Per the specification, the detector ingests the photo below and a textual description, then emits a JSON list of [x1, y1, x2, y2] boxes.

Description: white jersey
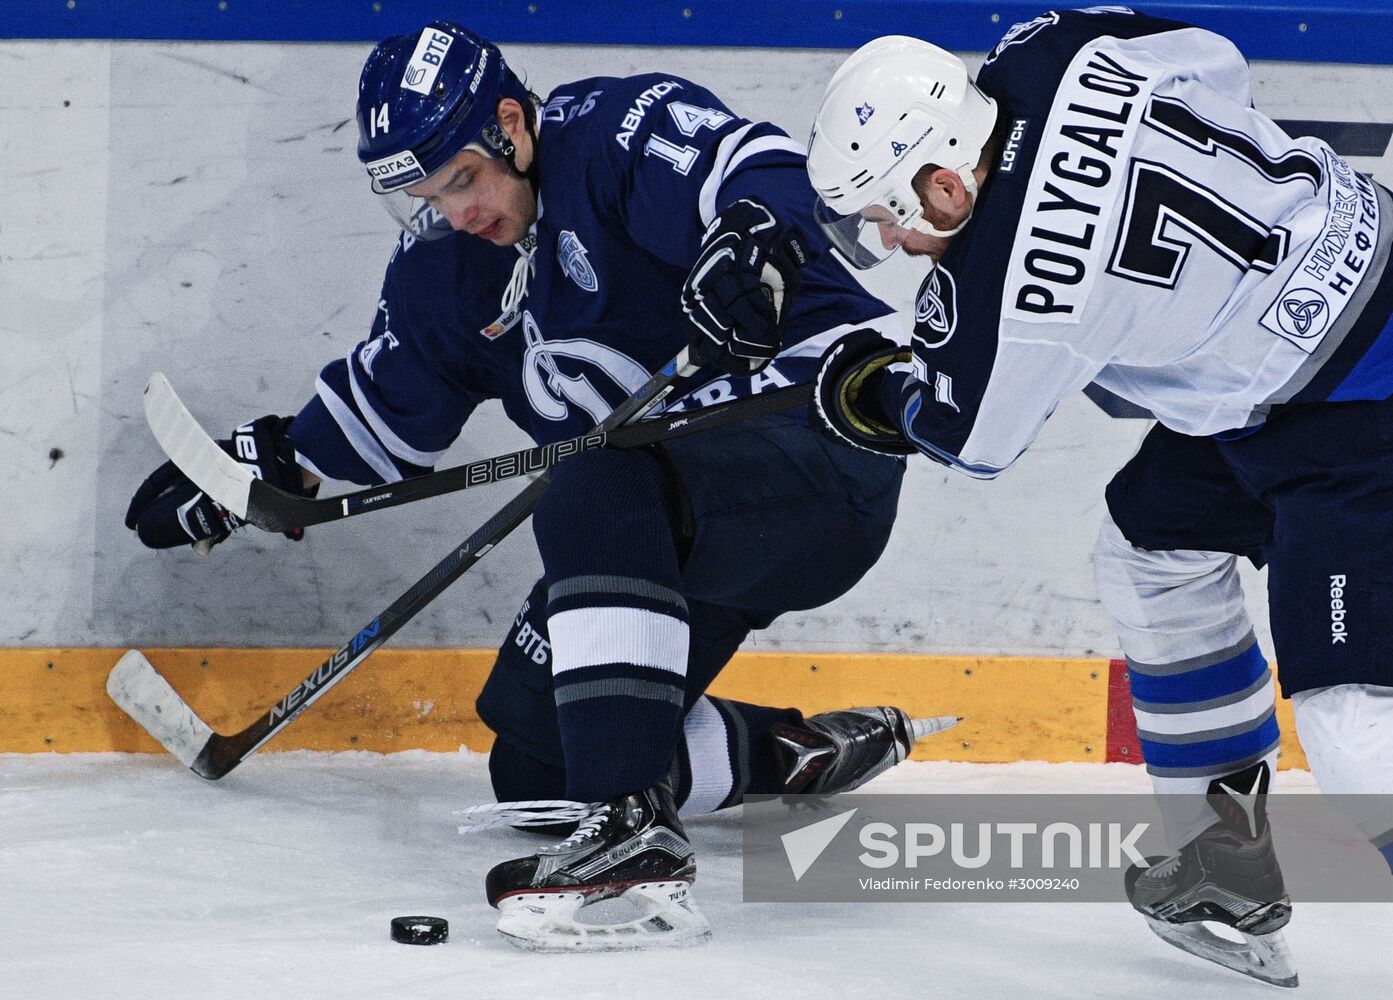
[[894, 8, 1393, 478]]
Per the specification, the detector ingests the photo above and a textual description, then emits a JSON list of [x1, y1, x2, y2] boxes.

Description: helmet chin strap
[[481, 100, 542, 191], [494, 133, 532, 185], [511, 133, 541, 193]]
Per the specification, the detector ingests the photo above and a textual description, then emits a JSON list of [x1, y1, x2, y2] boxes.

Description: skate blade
[[496, 881, 712, 953], [1142, 914, 1299, 988], [908, 715, 960, 742]]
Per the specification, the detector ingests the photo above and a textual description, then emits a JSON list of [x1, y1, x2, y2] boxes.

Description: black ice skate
[[769, 706, 959, 794], [1125, 761, 1298, 988], [484, 782, 710, 952]]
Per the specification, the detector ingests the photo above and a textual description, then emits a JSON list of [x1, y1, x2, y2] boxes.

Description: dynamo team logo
[[520, 313, 651, 424], [855, 103, 875, 126], [557, 230, 599, 293]]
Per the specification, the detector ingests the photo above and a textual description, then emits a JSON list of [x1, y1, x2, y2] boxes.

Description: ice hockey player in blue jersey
[[122, 20, 965, 951], [788, 7, 1393, 987]]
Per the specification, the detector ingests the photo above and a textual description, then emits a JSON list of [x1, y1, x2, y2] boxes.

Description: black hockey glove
[[681, 197, 809, 376], [125, 414, 311, 552], [813, 330, 917, 456]]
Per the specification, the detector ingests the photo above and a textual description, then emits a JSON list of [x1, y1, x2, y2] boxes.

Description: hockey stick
[[109, 349, 711, 780], [143, 372, 812, 533]]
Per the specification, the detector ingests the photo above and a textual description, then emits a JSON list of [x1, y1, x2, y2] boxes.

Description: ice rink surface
[[3, 753, 1389, 1000]]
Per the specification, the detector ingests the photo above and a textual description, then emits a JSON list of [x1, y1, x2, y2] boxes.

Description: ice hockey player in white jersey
[[780, 5, 1393, 989]]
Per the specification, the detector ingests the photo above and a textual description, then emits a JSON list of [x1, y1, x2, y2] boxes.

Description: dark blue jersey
[[519, 74, 895, 416], [291, 73, 898, 485], [288, 232, 526, 485]]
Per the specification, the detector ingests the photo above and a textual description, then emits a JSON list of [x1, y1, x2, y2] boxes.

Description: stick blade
[[107, 649, 215, 769], [143, 372, 252, 519]]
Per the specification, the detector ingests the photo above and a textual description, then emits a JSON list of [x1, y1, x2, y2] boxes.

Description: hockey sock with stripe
[[1126, 635, 1281, 847], [534, 448, 689, 803], [1094, 516, 1279, 845], [673, 696, 803, 812]]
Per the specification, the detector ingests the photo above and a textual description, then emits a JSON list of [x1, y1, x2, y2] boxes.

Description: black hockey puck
[[391, 915, 449, 945]]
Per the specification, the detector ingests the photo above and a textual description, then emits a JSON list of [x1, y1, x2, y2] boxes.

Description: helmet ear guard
[[807, 35, 997, 266]]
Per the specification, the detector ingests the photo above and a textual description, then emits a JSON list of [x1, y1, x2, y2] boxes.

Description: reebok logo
[[782, 808, 858, 881], [1330, 574, 1349, 644]]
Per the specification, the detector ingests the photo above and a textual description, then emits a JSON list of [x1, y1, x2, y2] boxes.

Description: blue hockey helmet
[[356, 22, 531, 233]]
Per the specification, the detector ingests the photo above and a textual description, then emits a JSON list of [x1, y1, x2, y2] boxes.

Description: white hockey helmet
[[807, 36, 998, 267]]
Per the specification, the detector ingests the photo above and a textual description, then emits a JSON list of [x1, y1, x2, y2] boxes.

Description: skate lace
[[555, 803, 614, 849], [455, 798, 594, 833]]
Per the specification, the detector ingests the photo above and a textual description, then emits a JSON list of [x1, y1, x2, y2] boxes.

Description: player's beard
[[901, 201, 964, 260], [901, 232, 954, 261]]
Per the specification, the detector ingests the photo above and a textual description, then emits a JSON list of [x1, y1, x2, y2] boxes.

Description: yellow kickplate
[[0, 648, 1304, 768], [707, 653, 1111, 764], [1, 648, 498, 755]]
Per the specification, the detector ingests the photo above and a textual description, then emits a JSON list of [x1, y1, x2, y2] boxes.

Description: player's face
[[861, 166, 975, 260], [407, 147, 536, 246], [863, 206, 951, 261]]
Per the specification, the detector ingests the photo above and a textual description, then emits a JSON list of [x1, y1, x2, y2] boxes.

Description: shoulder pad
[[985, 8, 1155, 66], [545, 74, 716, 154]]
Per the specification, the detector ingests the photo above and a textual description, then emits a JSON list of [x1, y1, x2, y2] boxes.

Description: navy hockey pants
[[1107, 396, 1393, 696], [476, 412, 904, 791]]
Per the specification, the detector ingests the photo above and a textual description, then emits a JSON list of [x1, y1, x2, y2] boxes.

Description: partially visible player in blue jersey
[[782, 7, 1393, 987], [121, 21, 964, 950]]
